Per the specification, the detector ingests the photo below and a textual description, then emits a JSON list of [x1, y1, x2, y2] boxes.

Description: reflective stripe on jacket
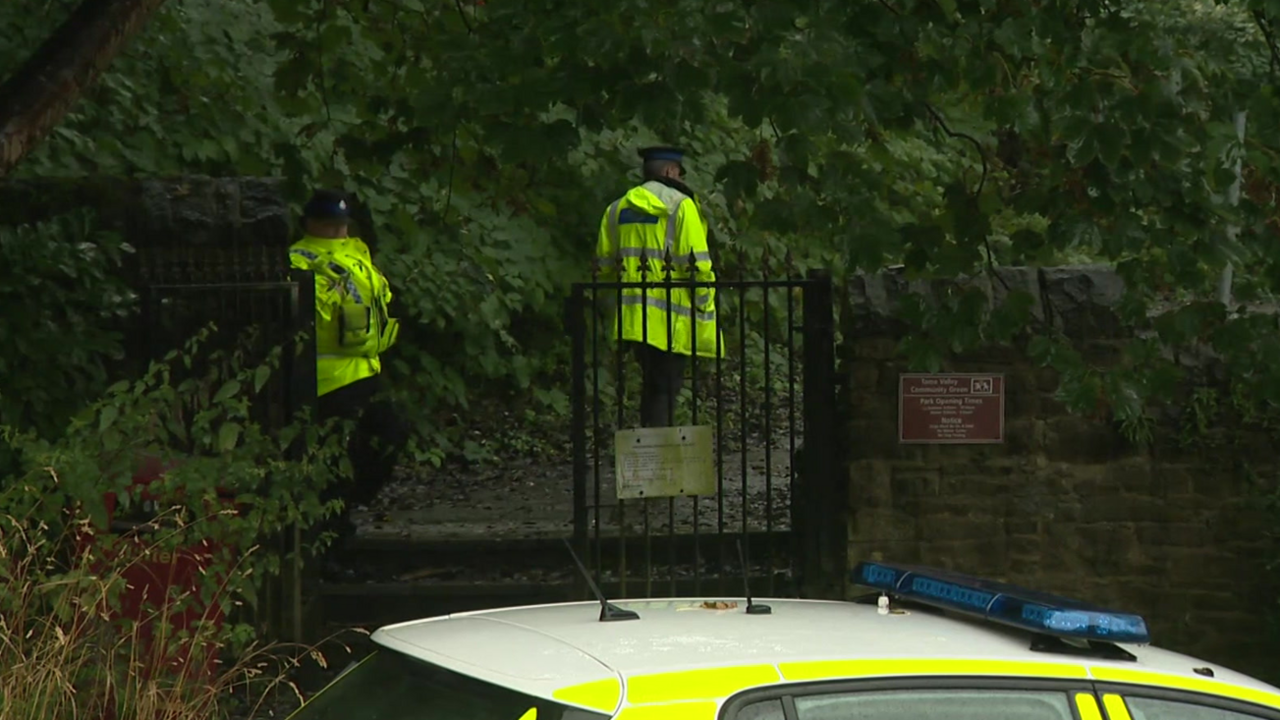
[[289, 235, 400, 397], [594, 181, 724, 358]]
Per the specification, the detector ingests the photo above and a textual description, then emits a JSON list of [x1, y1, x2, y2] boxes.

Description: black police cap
[[637, 146, 686, 164], [302, 188, 351, 220]]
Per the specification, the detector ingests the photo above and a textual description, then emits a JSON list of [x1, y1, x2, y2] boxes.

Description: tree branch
[[922, 103, 1012, 299], [442, 126, 460, 225], [442, 0, 474, 223], [924, 102, 989, 196], [875, 0, 900, 16], [1252, 10, 1280, 79], [454, 0, 475, 34], [316, 0, 337, 170], [0, 0, 171, 178]]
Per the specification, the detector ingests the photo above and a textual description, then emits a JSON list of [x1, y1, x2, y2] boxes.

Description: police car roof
[[370, 596, 1280, 705]]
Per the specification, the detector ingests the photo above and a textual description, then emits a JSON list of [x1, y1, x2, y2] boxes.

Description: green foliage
[[7, 0, 1280, 669], [0, 211, 135, 445], [1, 329, 348, 659], [2, 0, 296, 178], [6, 0, 1280, 463]]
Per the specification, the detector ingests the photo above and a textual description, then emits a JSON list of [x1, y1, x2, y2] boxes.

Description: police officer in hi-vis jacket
[[290, 188, 408, 550], [595, 147, 725, 428]]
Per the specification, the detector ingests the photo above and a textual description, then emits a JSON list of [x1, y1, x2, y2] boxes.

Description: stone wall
[[0, 175, 293, 282], [0, 175, 307, 408], [840, 265, 1279, 682]]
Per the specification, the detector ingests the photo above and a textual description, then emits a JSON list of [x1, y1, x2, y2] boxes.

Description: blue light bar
[[851, 561, 1151, 645]]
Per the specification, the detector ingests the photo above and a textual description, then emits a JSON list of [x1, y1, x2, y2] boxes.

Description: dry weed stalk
[[0, 502, 344, 720]]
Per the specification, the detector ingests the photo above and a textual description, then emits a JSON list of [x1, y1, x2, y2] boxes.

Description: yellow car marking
[[1075, 691, 1104, 720], [626, 665, 781, 705], [552, 677, 622, 714], [556, 659, 1280, 716], [1101, 693, 1132, 720]]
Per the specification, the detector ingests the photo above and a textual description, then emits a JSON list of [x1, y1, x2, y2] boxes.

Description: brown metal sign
[[898, 373, 1005, 444]]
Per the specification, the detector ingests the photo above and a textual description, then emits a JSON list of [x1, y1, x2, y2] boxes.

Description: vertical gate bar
[[266, 286, 276, 425], [640, 251, 651, 598], [287, 273, 316, 640], [785, 257, 798, 593], [616, 261, 628, 597], [569, 285, 589, 592], [800, 268, 837, 598], [689, 253, 701, 596], [664, 252, 675, 597], [233, 280, 242, 370], [590, 273, 603, 584], [763, 279, 774, 597], [296, 279, 315, 625], [222, 287, 231, 388], [254, 287, 264, 425], [737, 252, 750, 585], [715, 276, 726, 596], [291, 522, 303, 643], [643, 489, 652, 597], [290, 270, 318, 436], [668, 493, 677, 594], [140, 284, 155, 365]]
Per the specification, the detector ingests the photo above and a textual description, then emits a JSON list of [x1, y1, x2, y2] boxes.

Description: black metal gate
[[138, 274, 316, 433], [132, 251, 319, 641], [565, 257, 839, 601]]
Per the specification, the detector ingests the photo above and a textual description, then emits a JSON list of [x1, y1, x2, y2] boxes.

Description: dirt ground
[[354, 438, 799, 541]]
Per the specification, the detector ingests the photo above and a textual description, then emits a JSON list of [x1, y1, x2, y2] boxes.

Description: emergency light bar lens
[[852, 561, 1151, 645]]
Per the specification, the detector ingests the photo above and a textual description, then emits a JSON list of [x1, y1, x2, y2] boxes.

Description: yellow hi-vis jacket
[[594, 181, 724, 358], [289, 235, 400, 397]]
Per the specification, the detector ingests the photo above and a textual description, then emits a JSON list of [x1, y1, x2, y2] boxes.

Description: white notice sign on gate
[[614, 425, 716, 500]]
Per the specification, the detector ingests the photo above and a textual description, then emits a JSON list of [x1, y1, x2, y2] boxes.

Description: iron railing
[[133, 268, 318, 642], [565, 250, 838, 600]]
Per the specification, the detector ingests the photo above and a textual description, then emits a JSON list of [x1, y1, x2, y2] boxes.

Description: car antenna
[[562, 539, 639, 622], [736, 538, 771, 615]]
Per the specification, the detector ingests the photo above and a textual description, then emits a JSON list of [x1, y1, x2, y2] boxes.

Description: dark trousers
[[315, 375, 408, 545], [630, 342, 686, 428]]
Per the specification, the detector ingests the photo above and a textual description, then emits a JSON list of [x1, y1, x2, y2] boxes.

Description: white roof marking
[[371, 614, 616, 702], [373, 598, 1280, 703]]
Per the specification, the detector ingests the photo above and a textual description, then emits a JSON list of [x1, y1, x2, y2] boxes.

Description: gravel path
[[344, 352, 806, 544], [355, 440, 798, 542]]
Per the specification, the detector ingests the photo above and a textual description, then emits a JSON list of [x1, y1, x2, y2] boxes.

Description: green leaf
[[1027, 335, 1056, 364], [99, 404, 119, 432], [214, 380, 242, 404], [254, 365, 271, 393], [1067, 134, 1099, 168], [1095, 124, 1125, 168], [218, 422, 242, 452]]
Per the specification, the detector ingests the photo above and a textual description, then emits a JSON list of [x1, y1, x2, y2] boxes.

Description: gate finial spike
[[784, 247, 795, 278], [761, 243, 771, 276], [735, 245, 748, 282], [662, 247, 675, 282]]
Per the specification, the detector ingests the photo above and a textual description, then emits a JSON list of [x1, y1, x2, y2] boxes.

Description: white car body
[[289, 592, 1280, 720]]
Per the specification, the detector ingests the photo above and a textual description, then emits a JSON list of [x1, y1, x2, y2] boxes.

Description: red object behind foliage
[[79, 454, 241, 695]]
